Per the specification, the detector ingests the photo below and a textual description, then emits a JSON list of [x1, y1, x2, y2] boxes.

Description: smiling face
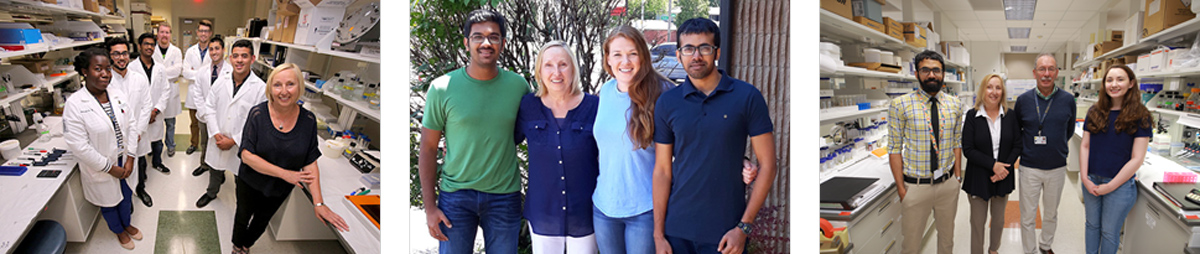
[[270, 68, 301, 106], [677, 32, 719, 80], [208, 40, 224, 64], [229, 46, 253, 76], [197, 24, 212, 46], [463, 21, 503, 67], [108, 43, 130, 71], [138, 37, 155, 60], [605, 36, 640, 85], [538, 46, 574, 95], [984, 76, 1004, 107], [1104, 67, 1132, 100], [85, 55, 112, 93], [1034, 55, 1058, 90]]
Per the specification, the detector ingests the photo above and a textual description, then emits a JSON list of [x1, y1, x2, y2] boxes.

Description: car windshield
[[653, 44, 676, 57]]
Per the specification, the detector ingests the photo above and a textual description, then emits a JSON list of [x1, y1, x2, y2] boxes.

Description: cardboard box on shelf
[[1124, 55, 1138, 65], [1094, 41, 1122, 57], [852, 16, 885, 34], [276, 0, 300, 15], [82, 0, 98, 13], [883, 17, 903, 40], [9, 58, 54, 74], [1167, 47, 1189, 70], [1143, 0, 1195, 37], [1110, 30, 1124, 42], [902, 22, 927, 48], [851, 0, 882, 23], [821, 0, 853, 19], [269, 13, 298, 43]]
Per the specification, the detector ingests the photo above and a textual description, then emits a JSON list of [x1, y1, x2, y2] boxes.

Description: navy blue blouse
[[514, 93, 600, 237]]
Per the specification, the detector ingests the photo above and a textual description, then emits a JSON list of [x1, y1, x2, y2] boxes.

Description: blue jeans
[[1083, 174, 1137, 254], [150, 140, 164, 167], [164, 117, 176, 150], [437, 189, 521, 254], [593, 206, 654, 254], [99, 179, 133, 234]]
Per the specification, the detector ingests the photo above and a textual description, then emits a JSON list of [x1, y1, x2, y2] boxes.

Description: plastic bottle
[[33, 110, 48, 142]]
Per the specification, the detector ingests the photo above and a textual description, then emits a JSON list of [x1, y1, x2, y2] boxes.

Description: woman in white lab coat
[[62, 47, 143, 250], [232, 63, 349, 253]]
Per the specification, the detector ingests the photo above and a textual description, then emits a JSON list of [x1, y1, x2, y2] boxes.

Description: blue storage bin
[[0, 28, 43, 45]]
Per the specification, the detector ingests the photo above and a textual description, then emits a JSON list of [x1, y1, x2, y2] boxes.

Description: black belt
[[903, 173, 952, 184]]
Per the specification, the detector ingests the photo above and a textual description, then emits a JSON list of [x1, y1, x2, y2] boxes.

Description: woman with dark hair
[[63, 47, 143, 250], [1079, 64, 1152, 254]]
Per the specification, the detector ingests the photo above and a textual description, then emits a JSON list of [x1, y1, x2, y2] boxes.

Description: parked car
[[650, 43, 686, 82]]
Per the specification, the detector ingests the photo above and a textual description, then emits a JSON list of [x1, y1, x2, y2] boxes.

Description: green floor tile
[[155, 210, 221, 254]]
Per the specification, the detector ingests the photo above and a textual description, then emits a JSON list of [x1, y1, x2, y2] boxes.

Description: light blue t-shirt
[[592, 79, 656, 218]]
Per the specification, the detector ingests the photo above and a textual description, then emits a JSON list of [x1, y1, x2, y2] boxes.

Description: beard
[[920, 78, 943, 94]]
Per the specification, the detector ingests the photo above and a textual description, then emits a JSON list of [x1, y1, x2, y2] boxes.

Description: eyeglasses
[[469, 34, 503, 44], [918, 68, 943, 75], [677, 45, 718, 56], [109, 51, 129, 57], [1036, 67, 1057, 73]]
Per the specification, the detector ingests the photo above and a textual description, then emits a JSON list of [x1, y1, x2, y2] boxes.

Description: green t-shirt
[[422, 68, 531, 194]]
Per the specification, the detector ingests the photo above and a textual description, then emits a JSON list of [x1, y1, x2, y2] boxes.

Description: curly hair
[[1085, 65, 1152, 135], [73, 47, 109, 74]]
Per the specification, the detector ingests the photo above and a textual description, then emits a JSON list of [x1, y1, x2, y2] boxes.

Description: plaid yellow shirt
[[887, 90, 963, 178]]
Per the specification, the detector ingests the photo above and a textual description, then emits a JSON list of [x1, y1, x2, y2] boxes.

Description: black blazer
[[961, 107, 1022, 199]]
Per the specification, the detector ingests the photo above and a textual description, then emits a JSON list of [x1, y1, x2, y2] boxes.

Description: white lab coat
[[63, 89, 140, 207], [203, 72, 267, 174], [151, 43, 183, 117], [108, 69, 154, 156], [183, 43, 212, 109], [128, 58, 171, 142], [191, 61, 231, 123]]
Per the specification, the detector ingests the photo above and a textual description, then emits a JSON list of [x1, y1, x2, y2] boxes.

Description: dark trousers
[[149, 140, 164, 167], [666, 235, 748, 254], [136, 155, 147, 193], [99, 179, 134, 234], [205, 169, 226, 197], [231, 178, 289, 248]]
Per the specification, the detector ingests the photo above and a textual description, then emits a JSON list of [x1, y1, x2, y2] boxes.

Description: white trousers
[[530, 223, 598, 254]]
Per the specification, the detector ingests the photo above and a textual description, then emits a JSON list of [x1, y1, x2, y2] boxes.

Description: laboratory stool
[[13, 220, 66, 254]]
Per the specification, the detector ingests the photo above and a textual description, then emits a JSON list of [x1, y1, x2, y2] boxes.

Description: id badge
[[1034, 136, 1047, 145]]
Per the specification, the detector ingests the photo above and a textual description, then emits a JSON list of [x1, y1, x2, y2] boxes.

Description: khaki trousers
[[900, 178, 960, 254], [1019, 165, 1066, 254], [969, 194, 1008, 254]]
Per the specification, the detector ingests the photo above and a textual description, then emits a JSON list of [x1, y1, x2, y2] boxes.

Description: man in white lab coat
[[105, 38, 153, 204], [201, 39, 267, 206], [152, 23, 183, 158], [194, 35, 233, 208], [129, 33, 175, 207], [182, 20, 213, 157]]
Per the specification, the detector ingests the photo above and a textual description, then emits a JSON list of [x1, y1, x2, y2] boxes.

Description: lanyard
[[913, 96, 941, 151], [1034, 95, 1054, 136]]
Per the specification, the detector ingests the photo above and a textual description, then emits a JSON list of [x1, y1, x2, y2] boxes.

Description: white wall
[[143, 0, 271, 47], [969, 41, 1003, 83]]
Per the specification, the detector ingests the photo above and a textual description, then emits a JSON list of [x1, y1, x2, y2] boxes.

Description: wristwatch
[[314, 202, 326, 207], [736, 221, 752, 235]]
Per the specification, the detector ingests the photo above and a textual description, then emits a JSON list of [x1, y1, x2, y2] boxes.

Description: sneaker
[[167, 149, 176, 157], [186, 145, 197, 155], [154, 165, 172, 173]]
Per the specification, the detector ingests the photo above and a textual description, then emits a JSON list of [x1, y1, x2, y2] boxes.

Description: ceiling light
[[1009, 27, 1031, 39], [1003, 0, 1036, 20], [1012, 46, 1027, 52]]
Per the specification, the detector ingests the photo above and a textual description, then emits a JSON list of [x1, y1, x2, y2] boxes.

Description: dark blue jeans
[[150, 140, 164, 167], [437, 189, 521, 254], [99, 179, 133, 234]]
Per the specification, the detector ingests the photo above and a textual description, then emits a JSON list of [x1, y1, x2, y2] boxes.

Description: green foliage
[[674, 0, 709, 28], [627, 0, 668, 20]]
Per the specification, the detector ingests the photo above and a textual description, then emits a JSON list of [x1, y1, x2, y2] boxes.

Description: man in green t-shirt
[[418, 9, 530, 254]]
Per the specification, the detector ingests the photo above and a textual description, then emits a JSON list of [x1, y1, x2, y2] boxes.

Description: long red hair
[[1085, 65, 1152, 134], [602, 25, 670, 149]]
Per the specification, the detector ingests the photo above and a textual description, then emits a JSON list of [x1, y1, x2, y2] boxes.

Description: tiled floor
[[63, 102, 347, 254], [918, 172, 1087, 254]]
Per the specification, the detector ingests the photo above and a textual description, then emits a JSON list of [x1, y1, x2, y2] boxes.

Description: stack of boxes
[[850, 0, 886, 34], [883, 17, 903, 41], [270, 0, 300, 43], [1143, 0, 1195, 38], [1093, 30, 1122, 58], [903, 22, 927, 48]]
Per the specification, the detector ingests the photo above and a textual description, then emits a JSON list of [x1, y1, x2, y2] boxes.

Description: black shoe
[[192, 166, 209, 176], [186, 146, 197, 155], [196, 194, 215, 208], [154, 165, 171, 173], [137, 190, 153, 207], [167, 149, 176, 157]]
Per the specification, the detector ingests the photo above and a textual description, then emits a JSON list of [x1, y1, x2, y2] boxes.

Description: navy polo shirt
[[653, 70, 774, 243], [514, 93, 601, 237]]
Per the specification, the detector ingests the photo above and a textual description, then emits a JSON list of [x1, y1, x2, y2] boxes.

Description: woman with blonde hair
[[960, 73, 1022, 254], [232, 63, 349, 254]]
